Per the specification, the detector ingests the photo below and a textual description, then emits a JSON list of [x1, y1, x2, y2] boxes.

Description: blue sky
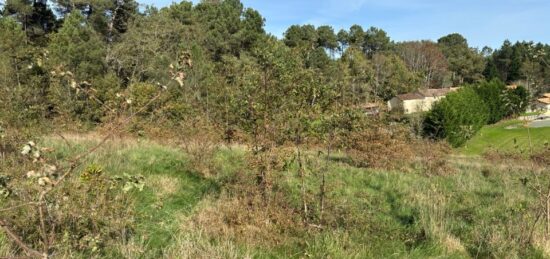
[[140, 0, 550, 48]]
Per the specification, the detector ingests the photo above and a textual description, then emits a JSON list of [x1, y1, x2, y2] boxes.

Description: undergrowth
[[0, 133, 548, 258]]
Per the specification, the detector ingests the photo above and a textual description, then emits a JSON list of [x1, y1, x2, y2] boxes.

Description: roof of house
[[538, 98, 550, 105], [507, 84, 518, 90], [396, 92, 425, 101], [419, 88, 452, 97], [543, 93, 550, 98], [395, 88, 455, 101]]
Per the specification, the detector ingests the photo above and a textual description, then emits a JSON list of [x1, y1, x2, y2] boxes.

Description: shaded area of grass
[[460, 120, 550, 156], [42, 136, 218, 257], [120, 146, 218, 256], [273, 156, 543, 258]]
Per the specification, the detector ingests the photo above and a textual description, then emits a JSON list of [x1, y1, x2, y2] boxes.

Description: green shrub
[[423, 87, 489, 147], [504, 85, 529, 115], [473, 79, 507, 124], [471, 80, 529, 123]]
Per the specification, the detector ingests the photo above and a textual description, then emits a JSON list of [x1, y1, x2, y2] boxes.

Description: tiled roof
[[395, 88, 455, 101], [419, 88, 452, 97], [543, 93, 550, 98], [538, 98, 550, 105], [396, 92, 425, 101]]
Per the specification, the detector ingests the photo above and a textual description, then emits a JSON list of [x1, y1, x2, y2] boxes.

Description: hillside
[[1, 0, 550, 258], [1, 133, 547, 258]]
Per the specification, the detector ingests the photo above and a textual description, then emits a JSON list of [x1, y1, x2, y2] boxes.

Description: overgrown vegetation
[[1, 0, 549, 257], [2, 135, 549, 258]]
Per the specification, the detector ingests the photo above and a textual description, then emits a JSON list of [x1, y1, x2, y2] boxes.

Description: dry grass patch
[[173, 189, 305, 251], [148, 175, 181, 199], [163, 229, 252, 259]]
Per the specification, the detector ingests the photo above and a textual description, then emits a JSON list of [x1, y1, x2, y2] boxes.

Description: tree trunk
[[320, 135, 331, 224], [297, 147, 308, 216]]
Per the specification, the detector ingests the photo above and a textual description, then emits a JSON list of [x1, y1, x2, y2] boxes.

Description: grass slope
[[16, 134, 544, 258], [275, 158, 543, 258], [460, 120, 550, 156]]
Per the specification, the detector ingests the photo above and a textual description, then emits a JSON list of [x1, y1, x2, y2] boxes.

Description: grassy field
[[460, 120, 550, 156], [0, 134, 537, 258]]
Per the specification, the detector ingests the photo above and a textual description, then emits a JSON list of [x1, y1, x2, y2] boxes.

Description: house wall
[[402, 99, 427, 114], [388, 95, 446, 114], [537, 103, 550, 112]]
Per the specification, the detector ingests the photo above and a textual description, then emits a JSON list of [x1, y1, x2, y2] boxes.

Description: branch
[[0, 89, 165, 257], [0, 220, 45, 259], [0, 202, 41, 213]]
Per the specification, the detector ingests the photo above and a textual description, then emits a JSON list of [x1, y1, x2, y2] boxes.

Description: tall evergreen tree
[[2, 0, 57, 44], [363, 26, 390, 56], [438, 33, 484, 85]]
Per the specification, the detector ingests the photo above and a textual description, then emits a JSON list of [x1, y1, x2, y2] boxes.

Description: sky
[[141, 0, 549, 48]]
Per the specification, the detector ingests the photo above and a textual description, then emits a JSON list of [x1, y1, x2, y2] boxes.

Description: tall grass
[[1, 133, 545, 258]]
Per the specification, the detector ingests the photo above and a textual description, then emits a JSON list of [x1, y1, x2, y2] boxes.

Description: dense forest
[[0, 0, 549, 258]]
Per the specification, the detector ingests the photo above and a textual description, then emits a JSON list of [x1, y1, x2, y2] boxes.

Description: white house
[[536, 93, 550, 113], [387, 88, 457, 114]]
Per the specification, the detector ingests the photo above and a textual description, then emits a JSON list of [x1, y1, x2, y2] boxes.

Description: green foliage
[[128, 82, 160, 115], [51, 0, 138, 41], [348, 24, 365, 47], [113, 173, 145, 193], [472, 80, 529, 123], [80, 163, 104, 181], [2, 1, 550, 257], [423, 79, 530, 147], [0, 175, 11, 198], [195, 0, 264, 60], [423, 87, 489, 147], [46, 12, 113, 121], [505, 85, 529, 115], [486, 41, 550, 96], [316, 25, 338, 51], [363, 26, 391, 56], [438, 33, 485, 85], [371, 53, 420, 100], [473, 80, 508, 124], [110, 10, 187, 84], [284, 24, 317, 48], [48, 12, 106, 79], [2, 0, 58, 44], [0, 17, 49, 124]]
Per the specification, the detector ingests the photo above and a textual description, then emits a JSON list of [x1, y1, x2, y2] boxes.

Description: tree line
[[0, 0, 549, 137]]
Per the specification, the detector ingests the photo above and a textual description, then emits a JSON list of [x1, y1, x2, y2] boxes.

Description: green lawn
[[460, 120, 550, 156], [521, 111, 543, 116]]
